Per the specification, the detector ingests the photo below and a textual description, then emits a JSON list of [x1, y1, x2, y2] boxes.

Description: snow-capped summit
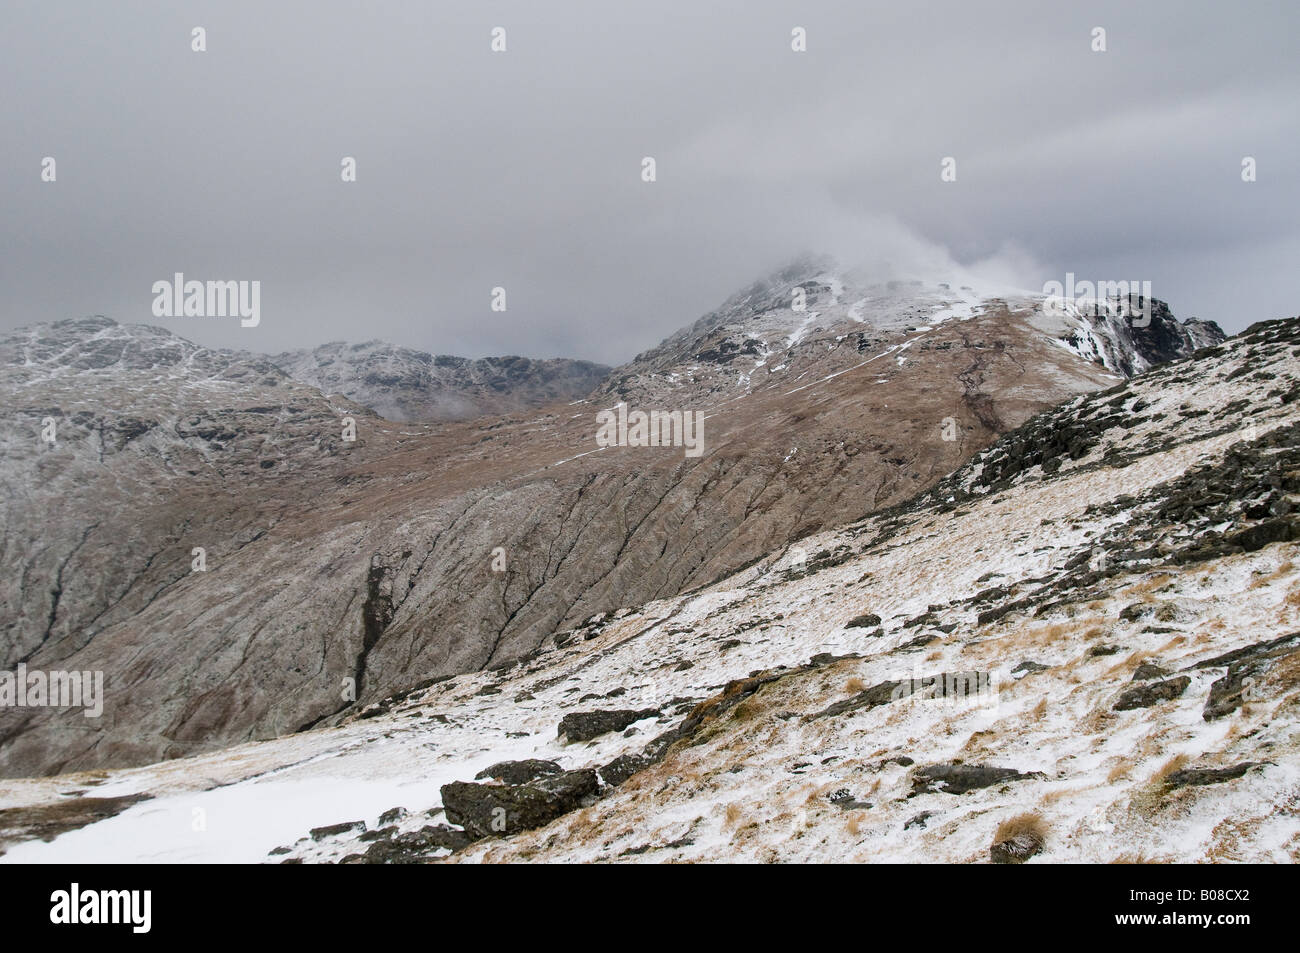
[[602, 257, 1223, 404]]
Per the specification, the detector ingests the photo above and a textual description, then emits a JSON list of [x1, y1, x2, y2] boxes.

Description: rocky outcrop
[[809, 671, 989, 720], [441, 769, 600, 839], [1195, 632, 1300, 720], [357, 824, 473, 863], [558, 709, 661, 743], [1163, 762, 1268, 790], [1113, 676, 1191, 711], [911, 764, 1045, 795], [473, 759, 563, 785]]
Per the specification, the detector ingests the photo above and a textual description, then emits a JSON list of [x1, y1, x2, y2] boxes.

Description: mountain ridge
[[1, 315, 1292, 862], [0, 264, 1226, 777]]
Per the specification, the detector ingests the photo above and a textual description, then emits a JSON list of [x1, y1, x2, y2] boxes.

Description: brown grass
[[733, 696, 759, 722], [844, 677, 866, 694], [0, 795, 150, 846], [1151, 753, 1190, 784], [1106, 759, 1133, 783], [960, 728, 996, 757], [1126, 573, 1174, 598], [1028, 697, 1048, 720], [1105, 651, 1152, 678], [1248, 560, 1294, 589], [724, 803, 743, 827], [1041, 786, 1081, 805], [1155, 634, 1187, 653], [1110, 852, 1167, 864], [993, 812, 1047, 844]]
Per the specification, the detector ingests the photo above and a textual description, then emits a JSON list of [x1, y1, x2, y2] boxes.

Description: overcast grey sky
[[2, 0, 1297, 364]]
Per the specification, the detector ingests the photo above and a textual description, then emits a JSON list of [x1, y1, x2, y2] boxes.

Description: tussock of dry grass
[[732, 698, 761, 721], [1249, 560, 1294, 589], [994, 812, 1047, 844], [1041, 785, 1083, 805], [1125, 573, 1174, 599], [1105, 651, 1151, 678], [1110, 852, 1166, 864], [1106, 759, 1134, 783], [960, 728, 996, 758], [1155, 634, 1187, 653], [1151, 753, 1190, 784]]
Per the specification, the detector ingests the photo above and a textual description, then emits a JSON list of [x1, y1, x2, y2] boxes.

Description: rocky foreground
[[2, 316, 1295, 863]]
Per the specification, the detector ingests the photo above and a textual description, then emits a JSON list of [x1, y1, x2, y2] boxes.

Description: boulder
[[911, 763, 1043, 795], [990, 830, 1045, 864], [377, 806, 408, 826], [1131, 661, 1170, 681], [309, 820, 365, 841], [1195, 632, 1300, 720], [845, 613, 882, 628], [1113, 676, 1191, 711], [360, 824, 474, 863], [473, 759, 563, 785], [558, 709, 661, 743], [441, 768, 600, 839], [1011, 660, 1049, 675], [1164, 762, 1267, 790]]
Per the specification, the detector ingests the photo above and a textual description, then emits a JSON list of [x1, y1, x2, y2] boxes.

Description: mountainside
[[270, 342, 610, 422], [602, 259, 1222, 406], [1, 316, 1292, 864], [0, 263, 1223, 778]]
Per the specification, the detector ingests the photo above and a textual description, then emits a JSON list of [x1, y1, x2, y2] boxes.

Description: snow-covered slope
[[2, 317, 1292, 864], [0, 265, 1224, 780]]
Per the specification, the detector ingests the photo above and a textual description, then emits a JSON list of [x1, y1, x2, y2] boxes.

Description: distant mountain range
[[269, 342, 610, 422], [0, 260, 1226, 779]]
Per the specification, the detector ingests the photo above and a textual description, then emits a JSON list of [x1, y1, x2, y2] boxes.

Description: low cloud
[[1, 0, 1295, 363]]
